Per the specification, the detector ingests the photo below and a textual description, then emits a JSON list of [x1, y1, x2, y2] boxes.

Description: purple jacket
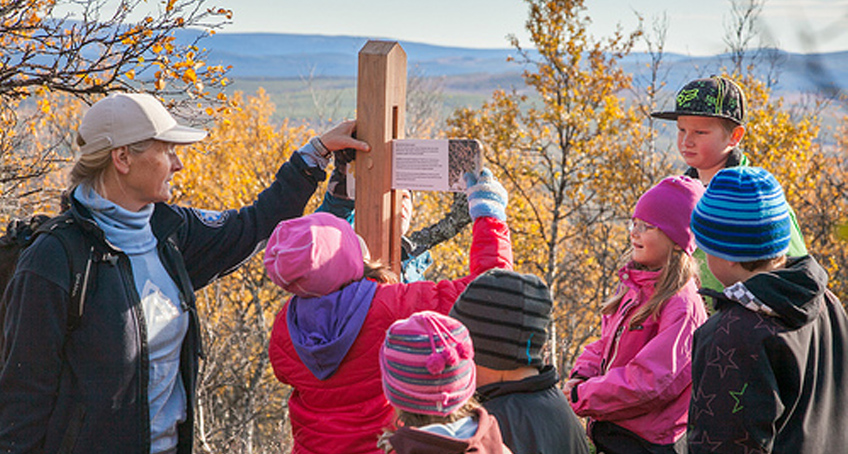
[[569, 264, 707, 445]]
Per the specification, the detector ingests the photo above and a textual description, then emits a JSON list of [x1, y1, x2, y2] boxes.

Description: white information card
[[391, 139, 482, 192]]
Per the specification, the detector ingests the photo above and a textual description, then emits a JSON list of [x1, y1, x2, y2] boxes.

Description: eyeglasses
[[628, 219, 657, 235]]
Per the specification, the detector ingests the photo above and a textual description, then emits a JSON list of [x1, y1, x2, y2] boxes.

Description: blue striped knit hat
[[690, 167, 791, 262], [379, 311, 476, 417]]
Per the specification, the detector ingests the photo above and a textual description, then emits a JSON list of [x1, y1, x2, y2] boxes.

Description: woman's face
[[124, 140, 183, 208]]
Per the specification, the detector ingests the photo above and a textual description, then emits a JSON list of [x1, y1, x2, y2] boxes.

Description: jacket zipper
[[603, 298, 635, 374], [116, 252, 153, 453]]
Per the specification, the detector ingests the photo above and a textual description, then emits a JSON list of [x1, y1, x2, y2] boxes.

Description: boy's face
[[706, 254, 741, 287], [676, 116, 742, 175]]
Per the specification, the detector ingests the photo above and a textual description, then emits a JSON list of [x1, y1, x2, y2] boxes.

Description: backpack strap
[[37, 216, 96, 331]]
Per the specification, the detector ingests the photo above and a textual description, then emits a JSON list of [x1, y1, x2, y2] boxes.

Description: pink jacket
[[569, 264, 707, 445], [269, 217, 512, 454]]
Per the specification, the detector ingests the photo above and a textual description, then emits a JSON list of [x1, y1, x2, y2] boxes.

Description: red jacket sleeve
[[380, 216, 512, 320]]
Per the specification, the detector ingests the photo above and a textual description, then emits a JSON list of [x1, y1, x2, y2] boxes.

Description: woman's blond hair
[[69, 137, 155, 190], [601, 245, 699, 329]]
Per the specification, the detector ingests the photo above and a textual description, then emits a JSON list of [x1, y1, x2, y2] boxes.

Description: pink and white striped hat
[[379, 311, 476, 417]]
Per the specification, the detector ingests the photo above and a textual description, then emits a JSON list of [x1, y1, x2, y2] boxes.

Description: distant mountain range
[[196, 32, 847, 97]]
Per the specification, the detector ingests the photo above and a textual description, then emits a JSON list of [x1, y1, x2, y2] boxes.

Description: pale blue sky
[[218, 0, 848, 55]]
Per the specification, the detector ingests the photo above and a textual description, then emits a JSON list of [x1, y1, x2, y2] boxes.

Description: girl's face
[[629, 218, 675, 270]]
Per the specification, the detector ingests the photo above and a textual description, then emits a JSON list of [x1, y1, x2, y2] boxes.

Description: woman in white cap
[[0, 92, 368, 454]]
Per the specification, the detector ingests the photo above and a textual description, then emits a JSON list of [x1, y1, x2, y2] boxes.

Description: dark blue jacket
[[477, 366, 590, 454], [0, 153, 323, 454], [689, 256, 848, 453]]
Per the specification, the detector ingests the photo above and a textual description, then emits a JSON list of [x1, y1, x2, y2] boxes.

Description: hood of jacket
[[264, 212, 365, 297], [287, 278, 378, 380], [388, 407, 505, 454], [711, 256, 827, 329]]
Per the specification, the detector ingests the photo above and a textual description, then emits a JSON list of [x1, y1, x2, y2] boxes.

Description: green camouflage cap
[[651, 76, 747, 125]]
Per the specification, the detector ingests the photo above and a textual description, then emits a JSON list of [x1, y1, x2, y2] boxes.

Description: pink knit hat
[[263, 212, 365, 297], [379, 311, 476, 417], [632, 175, 705, 255]]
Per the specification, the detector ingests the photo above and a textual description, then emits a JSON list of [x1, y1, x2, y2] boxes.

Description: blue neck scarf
[[73, 185, 157, 255]]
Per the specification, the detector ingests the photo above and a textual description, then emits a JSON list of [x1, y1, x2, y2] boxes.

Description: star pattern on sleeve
[[716, 311, 740, 336], [753, 313, 778, 335], [733, 433, 768, 454], [690, 431, 723, 452], [729, 382, 748, 413], [707, 346, 739, 379], [691, 387, 717, 421]]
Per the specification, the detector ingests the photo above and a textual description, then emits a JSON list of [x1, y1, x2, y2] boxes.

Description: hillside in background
[[189, 31, 848, 123]]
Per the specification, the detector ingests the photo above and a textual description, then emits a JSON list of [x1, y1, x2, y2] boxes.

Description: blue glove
[[464, 168, 508, 221]]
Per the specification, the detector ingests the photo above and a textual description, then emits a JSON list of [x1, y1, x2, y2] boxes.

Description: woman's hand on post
[[320, 120, 370, 153]]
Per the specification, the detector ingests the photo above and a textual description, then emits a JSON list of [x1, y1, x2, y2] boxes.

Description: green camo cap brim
[[650, 110, 744, 125]]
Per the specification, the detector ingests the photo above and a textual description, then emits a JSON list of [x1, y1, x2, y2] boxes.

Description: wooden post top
[[355, 40, 407, 276], [359, 40, 407, 57]]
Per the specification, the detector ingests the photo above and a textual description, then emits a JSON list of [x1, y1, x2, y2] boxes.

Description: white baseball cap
[[77, 93, 208, 155]]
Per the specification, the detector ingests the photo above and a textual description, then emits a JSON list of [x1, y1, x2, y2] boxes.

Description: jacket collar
[[476, 365, 559, 401], [70, 192, 184, 242], [684, 147, 747, 180], [701, 256, 826, 329], [618, 262, 660, 291], [70, 192, 184, 243], [388, 407, 503, 454], [287, 279, 377, 380]]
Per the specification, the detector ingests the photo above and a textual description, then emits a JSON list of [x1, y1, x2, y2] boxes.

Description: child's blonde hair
[[718, 117, 742, 136], [601, 246, 699, 329], [377, 399, 481, 453], [363, 258, 399, 284], [610, 175, 705, 327]]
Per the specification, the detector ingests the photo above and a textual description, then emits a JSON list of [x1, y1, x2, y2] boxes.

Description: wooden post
[[355, 41, 406, 276]]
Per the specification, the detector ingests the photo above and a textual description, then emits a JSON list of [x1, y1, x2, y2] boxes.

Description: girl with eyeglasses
[[564, 176, 708, 454]]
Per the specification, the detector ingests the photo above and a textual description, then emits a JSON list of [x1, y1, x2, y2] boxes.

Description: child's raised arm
[[385, 168, 513, 318]]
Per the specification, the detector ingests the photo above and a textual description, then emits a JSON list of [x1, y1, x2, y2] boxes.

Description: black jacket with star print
[[688, 256, 848, 453]]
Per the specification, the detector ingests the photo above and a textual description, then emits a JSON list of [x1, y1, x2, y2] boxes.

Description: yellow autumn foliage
[[3, 3, 848, 452], [445, 0, 675, 369], [0, 90, 84, 223]]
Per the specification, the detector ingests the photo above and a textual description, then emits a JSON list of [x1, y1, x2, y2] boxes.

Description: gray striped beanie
[[450, 269, 552, 370], [691, 167, 791, 262]]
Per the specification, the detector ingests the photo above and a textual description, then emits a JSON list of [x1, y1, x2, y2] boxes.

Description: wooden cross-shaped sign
[[354, 41, 407, 276]]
